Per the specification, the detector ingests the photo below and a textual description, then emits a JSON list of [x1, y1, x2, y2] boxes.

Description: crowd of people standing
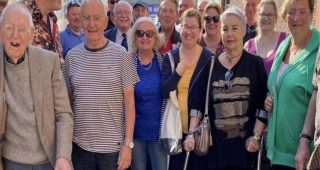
[[0, 0, 320, 170]]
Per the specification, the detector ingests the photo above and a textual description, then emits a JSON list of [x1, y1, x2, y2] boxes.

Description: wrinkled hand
[[117, 145, 132, 170], [295, 139, 311, 170], [264, 95, 273, 112], [183, 135, 195, 152], [245, 137, 260, 153], [54, 158, 71, 170], [176, 60, 188, 76]]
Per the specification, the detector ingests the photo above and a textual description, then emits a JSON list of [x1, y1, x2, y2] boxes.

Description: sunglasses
[[224, 70, 233, 92], [135, 30, 154, 38], [204, 16, 220, 24], [110, 0, 119, 5]]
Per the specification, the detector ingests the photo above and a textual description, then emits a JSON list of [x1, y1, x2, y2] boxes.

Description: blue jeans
[[131, 139, 168, 170], [72, 143, 119, 170], [3, 159, 53, 170]]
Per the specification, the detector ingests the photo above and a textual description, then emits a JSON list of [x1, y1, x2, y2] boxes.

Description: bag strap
[[204, 56, 215, 117], [167, 52, 175, 74]]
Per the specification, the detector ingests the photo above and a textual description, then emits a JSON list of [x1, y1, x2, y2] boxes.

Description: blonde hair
[[181, 8, 202, 30], [128, 17, 164, 52], [280, 0, 315, 21], [203, 2, 223, 15]]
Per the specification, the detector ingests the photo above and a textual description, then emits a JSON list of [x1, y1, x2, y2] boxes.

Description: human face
[[286, 0, 312, 36], [135, 22, 156, 52], [258, 4, 277, 32], [197, 1, 208, 17], [108, 0, 119, 12], [179, 0, 195, 18], [244, 0, 259, 22], [114, 2, 132, 32], [67, 6, 81, 32], [181, 17, 200, 48], [81, 1, 107, 47], [158, 0, 178, 31], [221, 14, 245, 51], [1, 9, 33, 61], [49, 0, 62, 11], [133, 5, 149, 22], [204, 8, 220, 36]]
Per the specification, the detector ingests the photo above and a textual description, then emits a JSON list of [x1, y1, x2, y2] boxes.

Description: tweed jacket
[[0, 43, 73, 169]]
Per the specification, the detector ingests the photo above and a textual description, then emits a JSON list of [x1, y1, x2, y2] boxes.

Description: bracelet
[[299, 133, 312, 141], [253, 132, 261, 141]]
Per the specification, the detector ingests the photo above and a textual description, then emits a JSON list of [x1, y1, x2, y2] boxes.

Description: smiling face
[[133, 5, 149, 22], [180, 16, 200, 48], [67, 6, 81, 32], [204, 7, 221, 36], [1, 7, 33, 61], [178, 0, 195, 18], [135, 21, 156, 51], [244, 0, 259, 22], [114, 2, 132, 32], [81, 0, 107, 47], [286, 0, 312, 36], [221, 14, 245, 51], [258, 3, 277, 32], [158, 0, 178, 31]]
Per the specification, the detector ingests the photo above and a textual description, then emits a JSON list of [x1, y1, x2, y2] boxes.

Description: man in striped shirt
[[62, 0, 139, 169]]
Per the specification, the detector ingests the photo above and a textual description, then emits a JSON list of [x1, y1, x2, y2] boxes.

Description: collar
[[116, 28, 131, 37], [66, 25, 84, 37], [4, 51, 26, 65]]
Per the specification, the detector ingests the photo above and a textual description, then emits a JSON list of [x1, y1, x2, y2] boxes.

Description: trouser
[[72, 143, 119, 170], [3, 159, 53, 170]]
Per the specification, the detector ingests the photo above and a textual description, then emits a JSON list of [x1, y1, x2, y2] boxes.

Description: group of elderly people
[[0, 0, 320, 170]]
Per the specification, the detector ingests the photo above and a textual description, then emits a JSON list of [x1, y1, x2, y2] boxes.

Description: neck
[[246, 19, 255, 27], [291, 29, 312, 49], [138, 49, 153, 64], [69, 25, 81, 36], [225, 47, 242, 61], [204, 32, 221, 42], [86, 38, 107, 49], [162, 27, 174, 40], [35, 0, 49, 21], [118, 27, 129, 34], [180, 43, 200, 55], [258, 29, 275, 39]]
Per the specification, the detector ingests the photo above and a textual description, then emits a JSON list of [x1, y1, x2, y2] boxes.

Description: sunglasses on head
[[110, 0, 119, 4], [135, 30, 154, 38], [224, 70, 233, 92], [204, 16, 220, 24]]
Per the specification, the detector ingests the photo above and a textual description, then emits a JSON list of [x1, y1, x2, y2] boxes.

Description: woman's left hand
[[295, 138, 311, 170], [245, 136, 260, 153]]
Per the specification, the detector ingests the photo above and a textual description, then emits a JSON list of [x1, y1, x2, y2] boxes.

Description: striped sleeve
[[121, 52, 139, 89]]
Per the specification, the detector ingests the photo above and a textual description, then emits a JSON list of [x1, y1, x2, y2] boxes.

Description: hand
[[245, 136, 260, 153], [295, 139, 311, 170], [176, 60, 187, 76], [117, 145, 132, 170], [264, 95, 273, 112], [54, 158, 71, 170], [183, 135, 195, 152]]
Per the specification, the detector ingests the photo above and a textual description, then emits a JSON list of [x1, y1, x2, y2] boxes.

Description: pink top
[[247, 32, 286, 75]]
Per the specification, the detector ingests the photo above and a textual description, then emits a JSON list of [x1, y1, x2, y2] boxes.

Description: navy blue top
[[134, 55, 162, 141], [60, 25, 85, 59]]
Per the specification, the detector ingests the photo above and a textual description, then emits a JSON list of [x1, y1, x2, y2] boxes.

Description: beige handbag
[[193, 56, 215, 156]]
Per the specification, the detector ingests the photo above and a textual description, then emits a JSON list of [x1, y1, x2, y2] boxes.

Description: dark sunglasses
[[204, 16, 220, 24], [224, 70, 233, 92], [135, 30, 154, 38], [110, 0, 119, 4]]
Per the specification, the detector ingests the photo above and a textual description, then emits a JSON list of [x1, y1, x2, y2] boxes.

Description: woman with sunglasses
[[127, 17, 167, 170], [184, 7, 267, 170], [161, 8, 212, 170], [244, 0, 286, 76], [199, 2, 224, 56]]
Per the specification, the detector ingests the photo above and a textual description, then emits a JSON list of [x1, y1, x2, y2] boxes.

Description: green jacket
[[267, 27, 320, 168]]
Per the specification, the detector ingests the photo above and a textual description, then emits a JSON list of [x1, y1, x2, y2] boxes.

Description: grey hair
[[114, 0, 133, 14], [0, 3, 34, 29], [220, 6, 246, 31], [128, 17, 164, 52]]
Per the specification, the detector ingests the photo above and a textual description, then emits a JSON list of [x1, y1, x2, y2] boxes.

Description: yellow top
[[177, 64, 197, 134]]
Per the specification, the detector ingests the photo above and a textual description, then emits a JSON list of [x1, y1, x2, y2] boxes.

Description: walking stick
[[257, 134, 264, 170], [183, 151, 190, 170]]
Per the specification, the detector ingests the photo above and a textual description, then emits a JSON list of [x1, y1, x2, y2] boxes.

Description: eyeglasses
[[110, 0, 119, 5], [204, 16, 220, 24], [135, 30, 154, 38], [182, 24, 199, 32], [3, 24, 29, 35], [224, 70, 233, 92], [258, 13, 275, 18]]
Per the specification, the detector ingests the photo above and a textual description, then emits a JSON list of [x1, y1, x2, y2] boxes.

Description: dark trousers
[[72, 143, 119, 170], [3, 159, 53, 170], [270, 164, 295, 170]]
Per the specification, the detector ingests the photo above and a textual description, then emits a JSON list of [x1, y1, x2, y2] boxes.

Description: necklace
[[138, 57, 153, 71]]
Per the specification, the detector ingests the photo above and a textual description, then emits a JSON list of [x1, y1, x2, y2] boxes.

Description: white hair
[[0, 3, 34, 29], [114, 0, 132, 13], [221, 6, 246, 31]]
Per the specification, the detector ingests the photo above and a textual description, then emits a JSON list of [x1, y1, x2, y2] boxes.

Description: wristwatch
[[124, 140, 134, 149]]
